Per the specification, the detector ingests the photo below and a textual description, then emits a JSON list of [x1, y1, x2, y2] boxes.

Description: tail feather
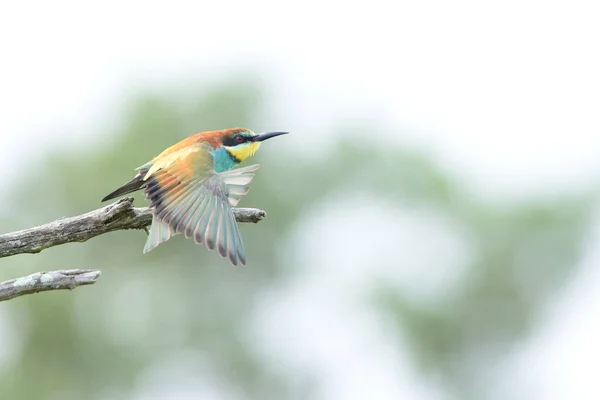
[[143, 214, 175, 253], [101, 171, 147, 202]]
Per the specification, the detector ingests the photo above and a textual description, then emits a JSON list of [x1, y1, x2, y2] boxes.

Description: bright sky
[[1, 0, 599, 398]]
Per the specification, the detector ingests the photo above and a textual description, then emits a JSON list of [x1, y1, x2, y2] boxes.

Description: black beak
[[252, 131, 289, 142]]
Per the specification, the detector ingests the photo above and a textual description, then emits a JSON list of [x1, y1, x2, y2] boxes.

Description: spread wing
[[141, 142, 259, 265]]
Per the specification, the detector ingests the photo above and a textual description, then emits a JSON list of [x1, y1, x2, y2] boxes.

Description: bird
[[101, 127, 288, 266]]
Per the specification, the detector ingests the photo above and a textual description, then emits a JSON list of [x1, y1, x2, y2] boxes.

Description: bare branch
[[0, 269, 101, 302], [0, 197, 267, 259], [0, 198, 266, 302]]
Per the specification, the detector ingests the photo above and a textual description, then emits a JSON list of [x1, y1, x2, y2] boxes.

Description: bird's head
[[220, 128, 289, 162]]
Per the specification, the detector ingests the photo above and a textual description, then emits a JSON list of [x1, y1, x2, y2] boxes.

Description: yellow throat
[[225, 141, 262, 162]]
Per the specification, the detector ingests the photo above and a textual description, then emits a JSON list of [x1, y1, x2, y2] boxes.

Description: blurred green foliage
[[0, 77, 596, 400]]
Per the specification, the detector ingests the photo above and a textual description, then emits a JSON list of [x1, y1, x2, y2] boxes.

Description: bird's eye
[[235, 135, 245, 143]]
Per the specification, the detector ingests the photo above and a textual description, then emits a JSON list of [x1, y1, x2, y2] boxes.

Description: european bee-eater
[[101, 127, 288, 266]]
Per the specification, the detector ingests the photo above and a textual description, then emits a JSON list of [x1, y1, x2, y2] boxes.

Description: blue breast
[[212, 147, 240, 173]]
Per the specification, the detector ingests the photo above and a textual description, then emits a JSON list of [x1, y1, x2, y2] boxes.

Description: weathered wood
[[0, 197, 267, 302], [0, 269, 101, 302], [0, 197, 266, 258]]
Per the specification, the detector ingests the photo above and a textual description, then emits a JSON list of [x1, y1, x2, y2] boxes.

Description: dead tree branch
[[0, 197, 266, 258], [0, 269, 101, 302], [0, 197, 267, 302]]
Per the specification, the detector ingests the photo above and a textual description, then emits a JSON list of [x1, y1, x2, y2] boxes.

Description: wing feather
[[141, 142, 259, 265]]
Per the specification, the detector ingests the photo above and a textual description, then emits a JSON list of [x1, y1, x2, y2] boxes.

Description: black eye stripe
[[223, 134, 246, 147]]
